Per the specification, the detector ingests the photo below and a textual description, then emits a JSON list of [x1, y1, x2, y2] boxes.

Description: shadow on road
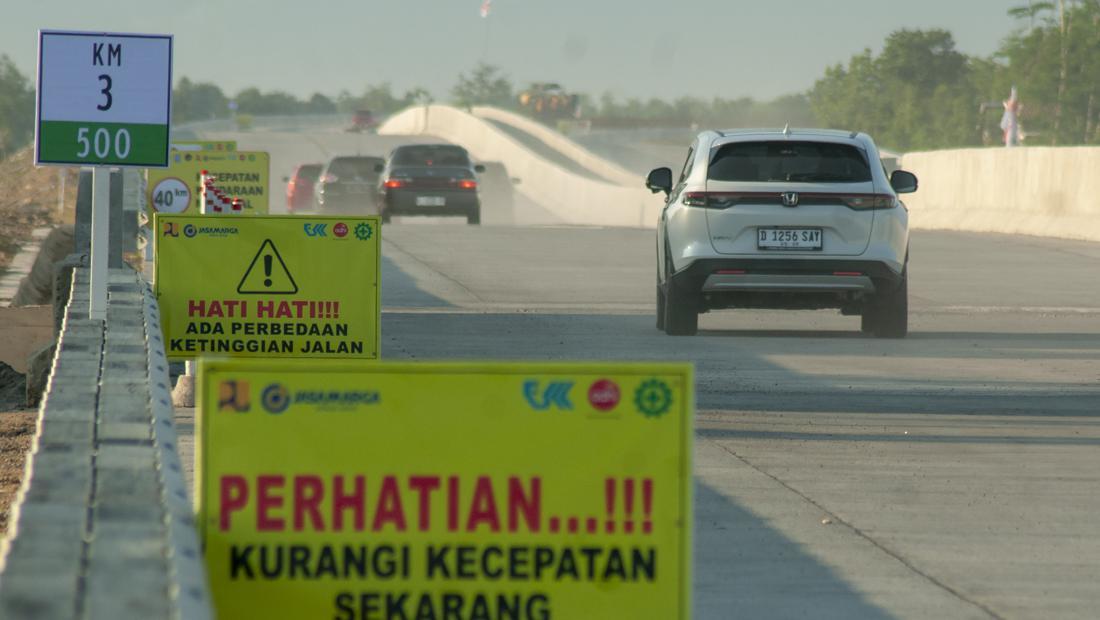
[[380, 254, 452, 308], [694, 481, 894, 619]]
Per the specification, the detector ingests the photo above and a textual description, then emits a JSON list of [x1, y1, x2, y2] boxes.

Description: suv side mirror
[[646, 167, 673, 195], [474, 164, 486, 173], [890, 170, 918, 194], [374, 163, 385, 173]]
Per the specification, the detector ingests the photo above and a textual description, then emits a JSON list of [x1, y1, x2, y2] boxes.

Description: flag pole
[[480, 0, 492, 61]]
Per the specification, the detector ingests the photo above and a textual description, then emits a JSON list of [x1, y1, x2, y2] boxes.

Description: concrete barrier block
[[95, 443, 158, 468], [0, 573, 79, 619], [37, 417, 94, 443], [20, 475, 91, 503], [0, 266, 212, 618], [3, 528, 84, 565], [97, 421, 154, 443]]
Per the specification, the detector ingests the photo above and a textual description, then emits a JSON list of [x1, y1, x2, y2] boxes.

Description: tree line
[[812, 1, 1100, 150], [2, 3, 1099, 155]]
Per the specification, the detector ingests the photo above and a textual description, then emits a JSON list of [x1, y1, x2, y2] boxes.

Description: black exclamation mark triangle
[[237, 239, 298, 294]]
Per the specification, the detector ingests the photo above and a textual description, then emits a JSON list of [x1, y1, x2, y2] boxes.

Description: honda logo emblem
[[781, 192, 800, 207]]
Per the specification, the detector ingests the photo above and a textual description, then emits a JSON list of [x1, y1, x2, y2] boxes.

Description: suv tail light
[[457, 179, 477, 190], [320, 173, 339, 183], [683, 192, 709, 207], [840, 194, 896, 210], [683, 191, 896, 210], [383, 179, 406, 189]]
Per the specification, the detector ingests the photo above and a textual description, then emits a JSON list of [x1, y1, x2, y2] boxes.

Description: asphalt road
[[177, 220, 1100, 619], [384, 225, 1100, 619], [177, 125, 1100, 618]]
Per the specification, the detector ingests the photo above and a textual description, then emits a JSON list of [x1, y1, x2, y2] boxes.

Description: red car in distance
[[285, 163, 322, 212]]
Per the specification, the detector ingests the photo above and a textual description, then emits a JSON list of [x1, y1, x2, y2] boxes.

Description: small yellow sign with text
[[148, 149, 269, 214], [154, 215, 379, 360]]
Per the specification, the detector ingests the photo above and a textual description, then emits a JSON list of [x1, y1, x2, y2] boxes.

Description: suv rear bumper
[[669, 258, 903, 310], [702, 273, 875, 294]]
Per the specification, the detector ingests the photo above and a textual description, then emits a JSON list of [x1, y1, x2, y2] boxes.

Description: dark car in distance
[[285, 163, 322, 212], [375, 144, 485, 224], [314, 156, 385, 214]]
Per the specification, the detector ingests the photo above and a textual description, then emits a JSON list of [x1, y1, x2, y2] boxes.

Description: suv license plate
[[416, 196, 446, 206], [758, 228, 822, 250]]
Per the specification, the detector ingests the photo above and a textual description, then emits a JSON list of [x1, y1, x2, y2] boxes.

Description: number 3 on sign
[[97, 74, 113, 111], [76, 127, 131, 159]]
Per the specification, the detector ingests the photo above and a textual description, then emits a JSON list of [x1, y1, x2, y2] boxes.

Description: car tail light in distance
[[383, 179, 405, 189], [683, 191, 895, 210], [458, 179, 477, 190]]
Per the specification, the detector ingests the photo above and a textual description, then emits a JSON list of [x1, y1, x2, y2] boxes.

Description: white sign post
[[36, 30, 172, 320]]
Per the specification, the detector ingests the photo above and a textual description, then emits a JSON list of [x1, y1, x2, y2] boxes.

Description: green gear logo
[[634, 379, 673, 417], [354, 222, 373, 241]]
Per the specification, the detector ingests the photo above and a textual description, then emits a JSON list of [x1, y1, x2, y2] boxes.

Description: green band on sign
[[38, 120, 169, 167]]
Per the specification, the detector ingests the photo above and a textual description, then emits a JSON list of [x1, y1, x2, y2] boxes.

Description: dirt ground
[[0, 410, 36, 533], [0, 147, 72, 532], [0, 147, 76, 273]]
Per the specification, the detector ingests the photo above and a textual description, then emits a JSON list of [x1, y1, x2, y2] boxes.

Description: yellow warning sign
[[154, 214, 379, 360], [172, 140, 237, 152], [147, 149, 270, 214], [197, 359, 693, 619], [237, 240, 298, 294]]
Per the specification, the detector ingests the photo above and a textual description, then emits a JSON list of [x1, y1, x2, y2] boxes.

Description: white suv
[[647, 128, 917, 338]]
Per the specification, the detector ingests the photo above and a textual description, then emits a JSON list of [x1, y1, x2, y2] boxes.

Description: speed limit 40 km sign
[[36, 30, 172, 167]]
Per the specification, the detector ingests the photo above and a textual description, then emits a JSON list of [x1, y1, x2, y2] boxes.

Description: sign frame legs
[[89, 166, 111, 321]]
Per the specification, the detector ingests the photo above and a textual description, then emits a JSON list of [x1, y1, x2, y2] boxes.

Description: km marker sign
[[36, 30, 173, 167]]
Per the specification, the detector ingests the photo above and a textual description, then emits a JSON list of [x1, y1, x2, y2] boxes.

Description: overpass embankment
[[378, 105, 664, 228], [388, 104, 1100, 243]]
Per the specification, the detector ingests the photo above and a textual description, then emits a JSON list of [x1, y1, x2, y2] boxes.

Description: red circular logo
[[588, 380, 620, 411], [333, 222, 348, 238]]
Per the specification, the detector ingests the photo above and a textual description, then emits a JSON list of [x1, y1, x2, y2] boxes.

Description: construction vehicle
[[517, 83, 580, 121]]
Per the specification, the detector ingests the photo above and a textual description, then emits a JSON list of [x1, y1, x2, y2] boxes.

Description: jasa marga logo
[[261, 383, 290, 414]]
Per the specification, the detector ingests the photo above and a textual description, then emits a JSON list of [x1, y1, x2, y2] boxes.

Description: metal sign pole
[[89, 166, 110, 320], [57, 168, 66, 216]]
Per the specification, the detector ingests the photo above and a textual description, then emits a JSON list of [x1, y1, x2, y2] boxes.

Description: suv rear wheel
[[662, 246, 698, 336], [656, 285, 666, 330], [863, 268, 908, 338]]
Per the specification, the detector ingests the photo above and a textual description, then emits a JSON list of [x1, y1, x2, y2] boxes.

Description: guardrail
[[470, 106, 640, 186], [901, 146, 1100, 243], [0, 219, 211, 614]]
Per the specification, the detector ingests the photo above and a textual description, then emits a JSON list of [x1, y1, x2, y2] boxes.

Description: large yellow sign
[[197, 360, 693, 619], [154, 215, 380, 360], [147, 149, 269, 214]]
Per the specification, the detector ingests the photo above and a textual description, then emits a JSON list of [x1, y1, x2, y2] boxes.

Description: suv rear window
[[392, 145, 470, 167], [327, 157, 383, 179], [709, 141, 871, 183], [297, 164, 322, 182]]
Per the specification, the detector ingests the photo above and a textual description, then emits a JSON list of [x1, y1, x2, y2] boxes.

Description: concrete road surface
[[177, 222, 1100, 619]]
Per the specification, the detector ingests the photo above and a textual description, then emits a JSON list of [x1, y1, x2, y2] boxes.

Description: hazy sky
[[3, 1, 1021, 101]]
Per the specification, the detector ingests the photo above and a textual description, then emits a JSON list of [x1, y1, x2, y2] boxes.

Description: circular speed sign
[[151, 177, 191, 213]]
